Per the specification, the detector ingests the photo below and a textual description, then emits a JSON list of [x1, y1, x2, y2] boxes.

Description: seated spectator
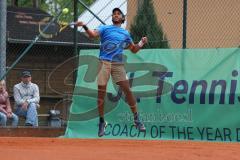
[[13, 70, 40, 127], [0, 80, 18, 127]]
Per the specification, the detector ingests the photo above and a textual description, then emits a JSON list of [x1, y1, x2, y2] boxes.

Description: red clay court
[[1, 137, 240, 160]]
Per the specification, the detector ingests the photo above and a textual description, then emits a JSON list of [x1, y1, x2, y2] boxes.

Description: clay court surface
[[0, 137, 240, 160]]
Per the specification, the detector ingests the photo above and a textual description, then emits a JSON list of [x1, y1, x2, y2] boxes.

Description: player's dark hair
[[112, 8, 125, 24]]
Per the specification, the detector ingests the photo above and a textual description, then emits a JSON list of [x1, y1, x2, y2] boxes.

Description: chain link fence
[[127, 0, 240, 48], [6, 5, 84, 126], [4, 0, 240, 126]]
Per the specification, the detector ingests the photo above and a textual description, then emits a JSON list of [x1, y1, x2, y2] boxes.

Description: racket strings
[[58, 21, 70, 32], [39, 20, 72, 38]]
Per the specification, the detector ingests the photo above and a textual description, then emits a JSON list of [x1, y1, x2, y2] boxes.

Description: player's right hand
[[75, 21, 84, 27]]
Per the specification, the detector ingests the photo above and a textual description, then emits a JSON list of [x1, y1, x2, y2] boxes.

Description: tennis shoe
[[98, 121, 107, 137], [134, 114, 146, 131]]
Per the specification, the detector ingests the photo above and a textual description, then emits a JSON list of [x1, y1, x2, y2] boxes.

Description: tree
[[8, 0, 39, 7], [130, 0, 169, 48], [7, 0, 96, 23], [44, 0, 96, 22]]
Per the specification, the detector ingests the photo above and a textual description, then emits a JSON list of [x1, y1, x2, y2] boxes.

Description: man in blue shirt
[[76, 8, 148, 137]]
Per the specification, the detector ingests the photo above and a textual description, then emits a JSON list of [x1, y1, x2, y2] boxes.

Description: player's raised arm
[[75, 21, 99, 38], [128, 37, 148, 53]]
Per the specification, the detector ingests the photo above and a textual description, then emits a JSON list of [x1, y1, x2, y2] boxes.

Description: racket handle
[[69, 22, 77, 26]]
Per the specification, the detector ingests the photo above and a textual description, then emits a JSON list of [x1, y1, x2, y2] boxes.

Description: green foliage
[[7, 0, 40, 7], [130, 0, 169, 48], [7, 0, 96, 23], [46, 0, 95, 22]]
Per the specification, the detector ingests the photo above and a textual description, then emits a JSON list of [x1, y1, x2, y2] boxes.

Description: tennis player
[[76, 8, 148, 137]]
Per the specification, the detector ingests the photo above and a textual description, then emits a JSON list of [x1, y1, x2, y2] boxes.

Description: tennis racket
[[39, 17, 76, 39]]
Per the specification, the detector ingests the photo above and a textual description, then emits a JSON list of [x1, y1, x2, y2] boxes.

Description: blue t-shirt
[[96, 25, 133, 62]]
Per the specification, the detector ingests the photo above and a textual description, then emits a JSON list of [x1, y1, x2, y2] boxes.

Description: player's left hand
[[141, 37, 148, 44]]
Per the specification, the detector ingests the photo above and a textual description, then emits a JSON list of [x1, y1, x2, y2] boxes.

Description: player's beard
[[112, 17, 122, 25]]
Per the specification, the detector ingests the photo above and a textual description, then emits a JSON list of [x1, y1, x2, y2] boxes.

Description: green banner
[[65, 48, 240, 142]]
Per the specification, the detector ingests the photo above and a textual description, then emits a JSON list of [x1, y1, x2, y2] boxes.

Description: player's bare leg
[[97, 85, 108, 137], [117, 80, 146, 131]]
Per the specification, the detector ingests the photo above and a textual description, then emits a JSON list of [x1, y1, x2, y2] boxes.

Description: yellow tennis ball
[[62, 8, 69, 14]]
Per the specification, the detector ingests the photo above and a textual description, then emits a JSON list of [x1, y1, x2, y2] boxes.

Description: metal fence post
[[0, 0, 7, 79], [182, 0, 188, 49]]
